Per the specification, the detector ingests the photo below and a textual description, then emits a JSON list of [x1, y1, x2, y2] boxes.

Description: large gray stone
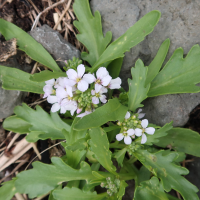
[[29, 25, 81, 67], [90, 0, 200, 126]]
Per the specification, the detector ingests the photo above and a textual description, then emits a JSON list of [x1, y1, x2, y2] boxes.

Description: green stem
[[109, 142, 126, 149]]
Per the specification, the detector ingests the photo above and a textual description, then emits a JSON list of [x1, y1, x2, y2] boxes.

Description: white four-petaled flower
[[67, 64, 95, 92], [91, 86, 107, 104], [116, 129, 135, 145], [135, 119, 155, 144]]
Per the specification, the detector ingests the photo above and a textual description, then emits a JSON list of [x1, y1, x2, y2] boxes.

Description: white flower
[[95, 67, 112, 91], [91, 86, 107, 104], [43, 79, 56, 98], [67, 64, 95, 92], [56, 86, 73, 101], [116, 129, 135, 145], [137, 109, 145, 119], [108, 77, 122, 89], [47, 96, 66, 114], [61, 99, 78, 115], [77, 110, 92, 118], [135, 119, 155, 144]]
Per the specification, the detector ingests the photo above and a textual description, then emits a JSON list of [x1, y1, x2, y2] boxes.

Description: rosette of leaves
[[1, 0, 200, 200]]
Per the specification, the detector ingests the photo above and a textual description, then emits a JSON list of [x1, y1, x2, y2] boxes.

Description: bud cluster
[[100, 177, 121, 196], [127, 142, 141, 155]]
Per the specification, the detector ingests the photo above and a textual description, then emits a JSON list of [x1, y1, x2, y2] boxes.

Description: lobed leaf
[[148, 44, 200, 97], [30, 70, 67, 82], [74, 98, 128, 130], [128, 59, 150, 112], [73, 0, 112, 66], [90, 10, 161, 73], [0, 179, 16, 200], [3, 103, 70, 142], [0, 65, 44, 93], [145, 38, 170, 86], [133, 150, 199, 200], [0, 18, 61, 72], [89, 127, 117, 175], [134, 177, 169, 200], [155, 128, 200, 157], [113, 147, 127, 167], [15, 157, 96, 198], [53, 187, 108, 200]]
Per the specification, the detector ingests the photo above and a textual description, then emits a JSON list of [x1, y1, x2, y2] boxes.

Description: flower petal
[[116, 133, 124, 141], [77, 64, 85, 78], [135, 128, 142, 137], [141, 119, 148, 129], [141, 134, 147, 144], [125, 111, 131, 119], [99, 95, 107, 103], [100, 86, 108, 94], [56, 87, 67, 99], [51, 103, 60, 112], [92, 96, 99, 104], [127, 129, 135, 136], [77, 111, 92, 118], [91, 90, 95, 95], [47, 95, 58, 104], [45, 79, 55, 85], [96, 67, 109, 79], [138, 113, 145, 119], [83, 74, 95, 84], [145, 127, 155, 135], [102, 75, 112, 86], [124, 136, 132, 145], [95, 83, 102, 93], [67, 69, 77, 80], [66, 86, 73, 97], [109, 77, 122, 89], [77, 80, 88, 92]]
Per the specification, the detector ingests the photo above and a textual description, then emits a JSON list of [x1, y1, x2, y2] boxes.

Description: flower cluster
[[43, 64, 122, 117], [116, 110, 155, 145], [100, 177, 121, 196]]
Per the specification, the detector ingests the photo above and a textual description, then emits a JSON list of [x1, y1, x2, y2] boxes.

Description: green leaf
[[53, 187, 108, 200], [66, 137, 88, 151], [155, 128, 200, 157], [0, 179, 16, 200], [4, 103, 70, 141], [0, 65, 45, 93], [0, 18, 61, 72], [30, 70, 67, 82], [117, 180, 128, 200], [3, 116, 31, 134], [113, 147, 127, 167], [148, 44, 200, 97], [133, 150, 199, 200], [74, 98, 128, 130], [73, 0, 112, 66], [90, 10, 161, 73], [137, 166, 151, 186], [145, 38, 170, 86], [107, 58, 124, 79], [128, 59, 150, 112], [15, 157, 96, 198], [136, 122, 173, 145], [134, 177, 169, 200], [89, 127, 117, 175], [48, 185, 62, 200]]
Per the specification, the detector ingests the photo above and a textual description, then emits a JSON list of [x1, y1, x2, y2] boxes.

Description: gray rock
[[90, 0, 200, 127], [0, 54, 30, 119], [29, 25, 81, 68], [185, 156, 200, 198]]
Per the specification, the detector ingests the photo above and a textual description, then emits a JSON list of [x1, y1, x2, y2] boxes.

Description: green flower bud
[[131, 115, 136, 119]]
